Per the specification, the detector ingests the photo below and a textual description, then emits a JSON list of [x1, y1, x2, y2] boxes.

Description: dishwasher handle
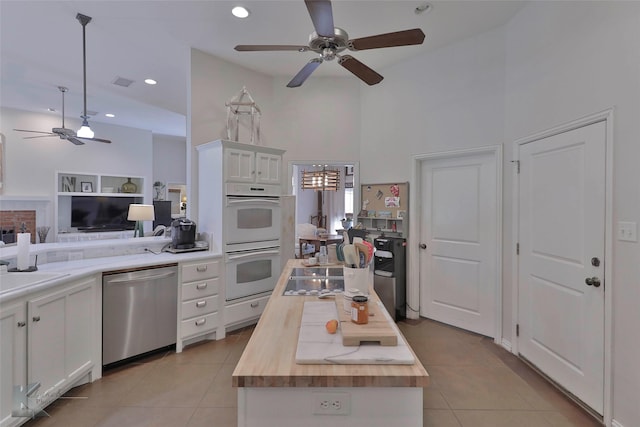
[[104, 270, 176, 284]]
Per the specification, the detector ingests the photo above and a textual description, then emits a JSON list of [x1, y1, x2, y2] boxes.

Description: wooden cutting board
[[335, 295, 397, 346]]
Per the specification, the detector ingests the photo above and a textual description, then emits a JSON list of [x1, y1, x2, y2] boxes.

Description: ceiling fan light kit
[[234, 0, 426, 87]]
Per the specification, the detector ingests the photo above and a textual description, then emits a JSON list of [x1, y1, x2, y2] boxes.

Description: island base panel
[[237, 386, 422, 427]]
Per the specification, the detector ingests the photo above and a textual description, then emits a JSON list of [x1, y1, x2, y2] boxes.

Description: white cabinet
[[223, 146, 282, 185], [177, 258, 224, 352], [27, 277, 97, 404], [0, 276, 98, 427], [255, 152, 282, 185], [0, 302, 27, 427], [224, 295, 270, 331]]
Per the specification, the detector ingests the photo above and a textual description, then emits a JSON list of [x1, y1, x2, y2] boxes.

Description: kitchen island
[[232, 259, 429, 427]]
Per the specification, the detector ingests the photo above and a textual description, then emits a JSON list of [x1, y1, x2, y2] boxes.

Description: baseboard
[[501, 338, 512, 353], [612, 419, 625, 427]]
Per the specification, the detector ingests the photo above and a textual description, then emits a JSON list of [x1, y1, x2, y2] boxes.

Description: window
[[344, 187, 353, 215]]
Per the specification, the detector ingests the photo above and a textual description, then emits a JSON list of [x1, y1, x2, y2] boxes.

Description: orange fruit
[[325, 319, 339, 334]]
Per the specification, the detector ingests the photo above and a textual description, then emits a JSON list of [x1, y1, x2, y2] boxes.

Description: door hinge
[[516, 324, 520, 337], [511, 160, 520, 174], [516, 243, 519, 255]]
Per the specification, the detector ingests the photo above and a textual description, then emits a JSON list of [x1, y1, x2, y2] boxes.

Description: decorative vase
[[121, 178, 137, 194]]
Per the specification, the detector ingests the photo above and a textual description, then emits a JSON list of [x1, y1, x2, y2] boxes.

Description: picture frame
[[397, 210, 406, 219], [81, 181, 93, 193], [345, 165, 354, 176]]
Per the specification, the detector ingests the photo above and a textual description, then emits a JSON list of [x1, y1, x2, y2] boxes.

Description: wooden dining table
[[298, 234, 343, 258]]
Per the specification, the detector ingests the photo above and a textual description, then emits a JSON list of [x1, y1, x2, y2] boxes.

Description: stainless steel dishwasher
[[102, 264, 178, 366]]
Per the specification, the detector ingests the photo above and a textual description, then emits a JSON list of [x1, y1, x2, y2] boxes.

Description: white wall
[[504, 3, 640, 425], [359, 26, 506, 184], [1, 107, 153, 201], [153, 133, 187, 187]]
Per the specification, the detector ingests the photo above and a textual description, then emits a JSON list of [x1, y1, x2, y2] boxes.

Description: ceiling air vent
[[112, 76, 135, 87]]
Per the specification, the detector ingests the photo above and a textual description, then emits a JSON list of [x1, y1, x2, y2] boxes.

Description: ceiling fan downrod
[[76, 13, 93, 137]]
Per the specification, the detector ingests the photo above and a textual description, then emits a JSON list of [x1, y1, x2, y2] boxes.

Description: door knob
[[585, 277, 601, 288], [591, 257, 601, 267], [419, 243, 427, 250]]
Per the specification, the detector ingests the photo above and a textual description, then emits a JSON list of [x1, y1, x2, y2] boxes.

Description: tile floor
[[23, 318, 602, 427]]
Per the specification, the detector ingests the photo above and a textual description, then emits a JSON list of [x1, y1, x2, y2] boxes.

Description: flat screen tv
[[71, 196, 142, 231]]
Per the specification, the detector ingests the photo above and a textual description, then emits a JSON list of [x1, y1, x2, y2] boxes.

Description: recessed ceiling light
[[144, 78, 157, 85], [105, 113, 115, 118], [232, 6, 250, 18]]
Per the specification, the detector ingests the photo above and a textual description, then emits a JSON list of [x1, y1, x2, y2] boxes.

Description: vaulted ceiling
[[0, 1, 525, 136]]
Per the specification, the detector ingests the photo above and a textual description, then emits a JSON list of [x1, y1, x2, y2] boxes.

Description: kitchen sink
[[0, 271, 70, 294], [283, 266, 344, 296]]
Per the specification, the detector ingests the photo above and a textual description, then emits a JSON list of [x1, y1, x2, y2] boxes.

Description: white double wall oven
[[224, 184, 281, 301]]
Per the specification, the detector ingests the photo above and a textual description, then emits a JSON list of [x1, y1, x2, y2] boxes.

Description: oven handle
[[227, 249, 280, 260], [226, 197, 280, 205]]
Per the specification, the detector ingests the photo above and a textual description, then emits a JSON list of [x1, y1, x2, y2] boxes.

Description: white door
[[419, 150, 499, 337], [518, 121, 605, 414]]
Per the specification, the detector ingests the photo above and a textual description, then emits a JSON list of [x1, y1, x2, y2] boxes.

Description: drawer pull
[[196, 265, 208, 272], [196, 300, 207, 308], [32, 316, 41, 322], [196, 283, 208, 290], [195, 318, 207, 326], [250, 302, 259, 308], [17, 321, 26, 328]]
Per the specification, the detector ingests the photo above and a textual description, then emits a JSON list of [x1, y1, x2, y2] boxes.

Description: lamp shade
[[127, 204, 155, 221]]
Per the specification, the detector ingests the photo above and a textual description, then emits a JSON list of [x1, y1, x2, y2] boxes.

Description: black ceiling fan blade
[[305, 0, 335, 38], [235, 45, 310, 52], [287, 58, 323, 88], [338, 55, 383, 86], [13, 129, 54, 135], [67, 137, 86, 145], [22, 134, 57, 140], [81, 137, 112, 144], [348, 28, 426, 51]]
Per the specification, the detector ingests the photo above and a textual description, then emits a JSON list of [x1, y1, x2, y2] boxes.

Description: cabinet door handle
[[196, 283, 208, 290], [196, 265, 208, 272], [32, 316, 41, 322], [250, 302, 259, 308], [17, 321, 26, 327], [195, 318, 207, 326], [196, 300, 207, 308]]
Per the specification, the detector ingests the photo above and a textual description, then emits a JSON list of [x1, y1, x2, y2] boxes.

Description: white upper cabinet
[[221, 143, 283, 185]]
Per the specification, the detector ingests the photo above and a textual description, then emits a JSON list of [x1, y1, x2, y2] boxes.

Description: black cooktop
[[283, 267, 344, 296]]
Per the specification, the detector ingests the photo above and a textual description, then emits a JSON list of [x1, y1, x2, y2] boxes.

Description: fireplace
[[0, 210, 36, 243]]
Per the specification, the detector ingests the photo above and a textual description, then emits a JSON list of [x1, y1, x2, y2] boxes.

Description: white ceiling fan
[[235, 0, 426, 87], [13, 13, 111, 145]]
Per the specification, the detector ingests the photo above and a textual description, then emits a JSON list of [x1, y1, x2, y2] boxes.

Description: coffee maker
[[171, 218, 196, 249]]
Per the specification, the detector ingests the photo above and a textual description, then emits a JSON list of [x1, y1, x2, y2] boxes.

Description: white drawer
[[181, 311, 219, 338], [225, 295, 270, 326], [182, 295, 219, 320], [181, 259, 221, 282], [182, 277, 220, 300]]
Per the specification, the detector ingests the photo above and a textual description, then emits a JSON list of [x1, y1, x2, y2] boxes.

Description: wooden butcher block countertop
[[232, 259, 429, 388]]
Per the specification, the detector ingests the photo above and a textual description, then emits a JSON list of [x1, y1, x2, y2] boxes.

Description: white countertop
[[0, 248, 221, 303]]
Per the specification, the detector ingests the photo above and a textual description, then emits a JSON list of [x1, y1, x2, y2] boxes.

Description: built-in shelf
[[55, 171, 146, 240]]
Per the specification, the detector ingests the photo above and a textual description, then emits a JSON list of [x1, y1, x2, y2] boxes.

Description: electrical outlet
[[618, 221, 637, 242], [312, 392, 350, 416]]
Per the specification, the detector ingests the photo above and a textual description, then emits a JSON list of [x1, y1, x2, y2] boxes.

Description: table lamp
[[127, 204, 155, 237]]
